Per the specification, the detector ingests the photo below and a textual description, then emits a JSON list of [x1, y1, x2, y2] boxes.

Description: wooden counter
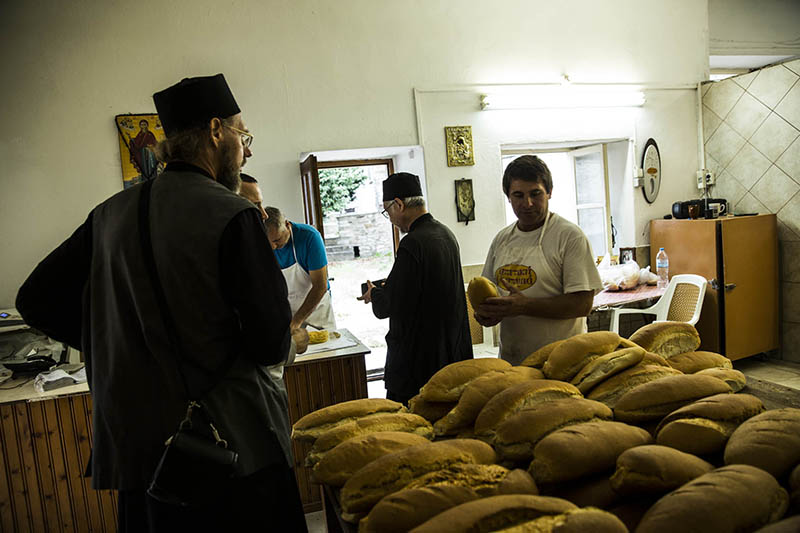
[[284, 329, 370, 512]]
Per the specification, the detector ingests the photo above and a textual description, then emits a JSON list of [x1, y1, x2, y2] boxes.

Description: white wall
[[416, 88, 701, 266], [0, 0, 709, 306]]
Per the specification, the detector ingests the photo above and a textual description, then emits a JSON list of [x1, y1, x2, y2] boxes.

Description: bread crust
[[610, 445, 713, 495], [724, 407, 800, 478], [666, 350, 733, 374], [636, 464, 789, 533], [492, 508, 628, 533], [434, 367, 543, 436], [543, 331, 622, 381], [494, 398, 613, 461], [473, 380, 583, 441], [613, 374, 732, 423], [628, 321, 700, 359], [520, 339, 565, 369], [409, 494, 577, 533], [528, 421, 653, 484], [359, 485, 480, 533], [569, 346, 645, 394], [420, 358, 512, 402], [340, 439, 496, 514], [694, 367, 746, 392], [586, 363, 682, 408], [292, 398, 406, 442], [408, 394, 457, 422], [468, 276, 499, 308], [654, 393, 764, 455], [312, 431, 431, 486]]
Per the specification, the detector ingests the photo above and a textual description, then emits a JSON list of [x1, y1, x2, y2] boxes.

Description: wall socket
[[696, 169, 715, 189]]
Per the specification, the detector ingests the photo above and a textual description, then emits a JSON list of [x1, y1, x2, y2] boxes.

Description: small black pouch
[[148, 402, 239, 507]]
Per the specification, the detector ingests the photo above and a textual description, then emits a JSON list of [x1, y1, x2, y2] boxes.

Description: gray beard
[[217, 142, 242, 192]]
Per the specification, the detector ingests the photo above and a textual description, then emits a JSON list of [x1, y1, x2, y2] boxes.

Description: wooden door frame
[[314, 158, 400, 252]]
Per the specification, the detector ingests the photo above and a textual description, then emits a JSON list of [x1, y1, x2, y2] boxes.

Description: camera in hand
[[361, 278, 387, 295]]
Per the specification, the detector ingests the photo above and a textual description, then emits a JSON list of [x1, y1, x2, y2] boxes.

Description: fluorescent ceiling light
[[480, 88, 646, 110]]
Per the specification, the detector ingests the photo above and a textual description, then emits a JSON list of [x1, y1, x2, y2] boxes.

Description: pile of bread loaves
[[291, 320, 800, 532]]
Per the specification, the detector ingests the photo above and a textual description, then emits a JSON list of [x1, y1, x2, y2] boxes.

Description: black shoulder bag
[[138, 178, 238, 507]]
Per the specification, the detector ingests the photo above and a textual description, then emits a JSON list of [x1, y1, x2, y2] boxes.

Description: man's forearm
[[517, 291, 594, 319]]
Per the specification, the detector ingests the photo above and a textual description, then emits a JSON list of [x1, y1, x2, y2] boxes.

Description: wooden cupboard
[[650, 214, 778, 360]]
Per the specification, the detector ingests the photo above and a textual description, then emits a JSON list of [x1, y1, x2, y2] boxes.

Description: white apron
[[281, 227, 337, 330], [495, 213, 585, 365]]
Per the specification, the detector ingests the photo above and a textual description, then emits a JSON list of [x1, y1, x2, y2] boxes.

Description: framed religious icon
[[445, 126, 475, 166], [455, 179, 475, 224], [115, 114, 166, 189], [619, 247, 636, 264]]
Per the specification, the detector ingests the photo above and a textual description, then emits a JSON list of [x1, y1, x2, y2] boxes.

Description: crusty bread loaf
[[628, 321, 700, 359], [420, 358, 512, 402], [724, 407, 800, 478], [402, 463, 538, 497], [528, 420, 653, 484], [694, 367, 747, 392], [641, 351, 672, 367], [636, 464, 789, 533], [494, 398, 613, 461], [409, 494, 577, 533], [543, 331, 623, 381], [312, 431, 430, 486], [434, 367, 543, 436], [610, 445, 713, 495], [586, 363, 683, 408], [305, 412, 433, 466], [655, 393, 764, 455], [340, 439, 496, 514], [790, 464, 800, 515], [491, 507, 628, 533], [755, 515, 800, 533], [520, 340, 565, 369], [468, 276, 500, 308], [358, 485, 480, 533], [473, 380, 583, 442], [539, 474, 620, 510], [613, 374, 732, 423], [292, 398, 406, 442], [570, 346, 645, 394], [408, 394, 456, 423], [666, 350, 733, 374]]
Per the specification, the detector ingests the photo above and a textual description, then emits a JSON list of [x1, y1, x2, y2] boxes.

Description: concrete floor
[[303, 353, 800, 532]]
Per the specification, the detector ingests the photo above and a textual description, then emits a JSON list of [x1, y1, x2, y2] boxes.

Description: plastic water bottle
[[656, 248, 669, 289]]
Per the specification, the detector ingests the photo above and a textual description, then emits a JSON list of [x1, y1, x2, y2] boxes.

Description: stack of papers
[[34, 366, 87, 393]]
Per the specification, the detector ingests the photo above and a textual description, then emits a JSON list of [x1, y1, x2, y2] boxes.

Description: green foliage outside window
[[318, 167, 369, 215]]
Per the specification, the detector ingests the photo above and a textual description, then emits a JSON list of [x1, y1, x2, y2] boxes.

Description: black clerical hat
[[383, 173, 423, 201], [153, 74, 240, 137]]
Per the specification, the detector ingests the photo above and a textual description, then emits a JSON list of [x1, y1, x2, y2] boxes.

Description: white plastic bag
[[597, 254, 641, 291]]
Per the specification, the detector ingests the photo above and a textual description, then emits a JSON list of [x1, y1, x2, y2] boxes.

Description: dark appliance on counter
[[672, 198, 728, 219]]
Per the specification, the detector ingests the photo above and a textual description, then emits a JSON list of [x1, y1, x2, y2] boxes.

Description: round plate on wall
[[641, 138, 661, 204]]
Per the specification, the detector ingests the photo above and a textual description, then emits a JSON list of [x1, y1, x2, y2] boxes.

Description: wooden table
[[592, 284, 665, 310], [284, 329, 370, 512]]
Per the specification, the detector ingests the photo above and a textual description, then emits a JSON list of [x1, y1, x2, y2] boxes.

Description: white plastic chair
[[609, 274, 707, 334]]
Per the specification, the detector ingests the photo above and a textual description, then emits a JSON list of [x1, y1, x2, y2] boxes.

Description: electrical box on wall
[[696, 169, 715, 189]]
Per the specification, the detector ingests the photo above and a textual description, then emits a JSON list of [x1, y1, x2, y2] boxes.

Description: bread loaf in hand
[[636, 464, 788, 533], [628, 321, 700, 359], [655, 393, 764, 455], [291, 398, 406, 443], [468, 276, 499, 308], [420, 358, 511, 402]]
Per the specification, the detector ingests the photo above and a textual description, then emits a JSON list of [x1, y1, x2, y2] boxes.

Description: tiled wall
[[702, 59, 800, 362]]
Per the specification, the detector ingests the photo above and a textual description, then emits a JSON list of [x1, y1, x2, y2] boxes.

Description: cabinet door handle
[[710, 278, 720, 290], [725, 283, 736, 291]]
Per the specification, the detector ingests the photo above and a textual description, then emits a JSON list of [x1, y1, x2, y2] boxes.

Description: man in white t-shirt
[[475, 155, 603, 365]]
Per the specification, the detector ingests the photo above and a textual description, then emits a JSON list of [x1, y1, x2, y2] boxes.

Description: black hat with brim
[[383, 172, 423, 201], [153, 74, 240, 137]]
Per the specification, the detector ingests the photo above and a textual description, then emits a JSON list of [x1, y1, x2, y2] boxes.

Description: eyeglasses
[[380, 200, 396, 219], [226, 125, 254, 149]]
